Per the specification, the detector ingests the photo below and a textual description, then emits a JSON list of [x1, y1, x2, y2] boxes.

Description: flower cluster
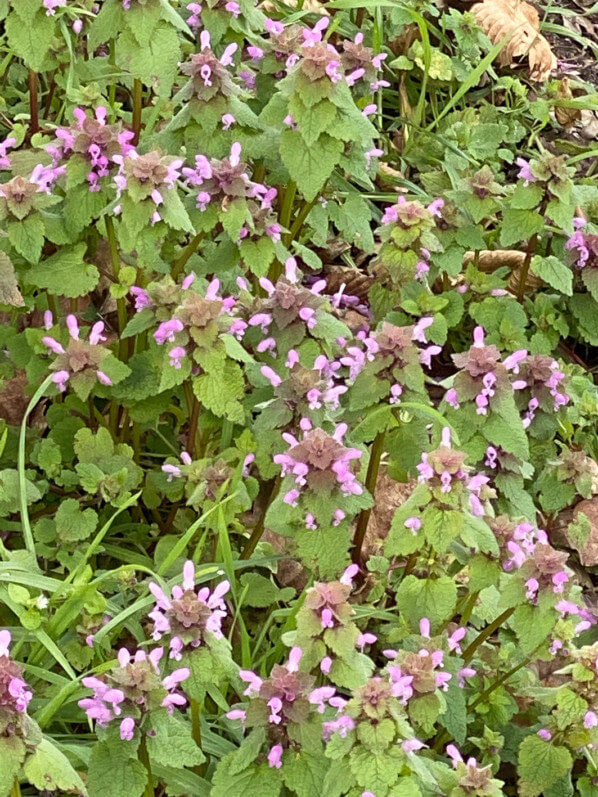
[[78, 647, 189, 740], [113, 150, 183, 225], [49, 106, 135, 192], [274, 422, 363, 507], [416, 427, 493, 515], [0, 631, 32, 729], [42, 313, 113, 395], [148, 560, 230, 661]]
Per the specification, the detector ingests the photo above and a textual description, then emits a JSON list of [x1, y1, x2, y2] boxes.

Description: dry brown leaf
[[472, 0, 556, 81], [555, 78, 582, 127], [0, 251, 24, 307], [464, 249, 526, 271]]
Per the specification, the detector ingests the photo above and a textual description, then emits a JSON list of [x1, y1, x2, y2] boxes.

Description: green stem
[[283, 197, 317, 247], [184, 382, 200, 458], [352, 431, 386, 565], [10, 777, 21, 797], [469, 657, 530, 711], [462, 607, 515, 663], [172, 233, 203, 281], [279, 180, 297, 230], [132, 78, 143, 146], [138, 735, 155, 797], [460, 590, 479, 626], [47, 294, 59, 320], [105, 216, 129, 362], [28, 69, 38, 137], [190, 698, 204, 775], [240, 477, 280, 560], [517, 197, 548, 302]]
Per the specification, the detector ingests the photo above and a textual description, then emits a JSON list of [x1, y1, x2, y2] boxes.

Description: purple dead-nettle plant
[[228, 646, 341, 769], [113, 149, 183, 224], [291, 565, 368, 677], [179, 30, 239, 105], [78, 646, 189, 740], [182, 142, 281, 240], [148, 561, 229, 661], [0, 631, 33, 727], [239, 257, 328, 340], [373, 195, 445, 287], [416, 427, 494, 516], [274, 421, 363, 506], [48, 106, 135, 192], [449, 326, 519, 416], [0, 166, 64, 224], [41, 313, 116, 398], [513, 354, 570, 422], [446, 744, 505, 795], [259, 350, 347, 416]]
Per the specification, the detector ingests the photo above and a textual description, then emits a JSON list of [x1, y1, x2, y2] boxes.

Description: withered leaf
[[472, 0, 556, 81], [0, 251, 24, 307]]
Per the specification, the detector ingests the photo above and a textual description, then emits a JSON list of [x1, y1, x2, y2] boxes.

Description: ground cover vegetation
[[1, 0, 598, 794]]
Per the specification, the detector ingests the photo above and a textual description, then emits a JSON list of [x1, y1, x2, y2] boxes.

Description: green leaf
[[55, 498, 98, 543], [28, 244, 99, 298], [512, 604, 556, 655], [7, 215, 45, 264], [212, 757, 282, 797], [517, 736, 572, 797], [499, 208, 544, 247], [23, 738, 87, 795], [280, 130, 343, 202], [117, 24, 180, 95], [569, 294, 598, 345], [6, 2, 55, 71], [530, 255, 572, 296], [423, 507, 463, 553], [239, 572, 294, 607], [0, 735, 26, 795], [554, 687, 587, 731], [288, 95, 338, 147], [146, 711, 205, 769], [396, 575, 458, 632], [282, 750, 329, 797], [193, 360, 245, 423], [87, 736, 147, 797]]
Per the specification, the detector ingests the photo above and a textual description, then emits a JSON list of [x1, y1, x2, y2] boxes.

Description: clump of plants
[[1, 0, 598, 795]]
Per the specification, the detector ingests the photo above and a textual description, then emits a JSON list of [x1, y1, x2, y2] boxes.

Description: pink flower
[[584, 710, 598, 729], [52, 370, 70, 392], [402, 738, 426, 753], [119, 717, 135, 740], [537, 728, 552, 741], [169, 347, 186, 369], [268, 744, 283, 769]]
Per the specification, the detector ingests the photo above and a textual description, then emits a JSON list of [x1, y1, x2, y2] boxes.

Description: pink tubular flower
[[356, 633, 377, 651], [52, 370, 70, 392], [119, 717, 135, 741], [268, 744, 283, 769], [169, 347, 186, 369], [584, 710, 598, 729], [516, 157, 536, 185], [154, 319, 185, 345], [537, 728, 552, 741], [404, 517, 421, 534], [402, 738, 426, 753]]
